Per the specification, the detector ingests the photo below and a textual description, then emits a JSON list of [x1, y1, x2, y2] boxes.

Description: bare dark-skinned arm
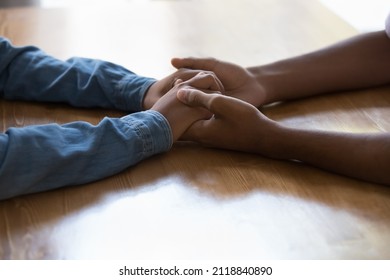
[[178, 89, 390, 185], [252, 31, 390, 104], [271, 127, 390, 185]]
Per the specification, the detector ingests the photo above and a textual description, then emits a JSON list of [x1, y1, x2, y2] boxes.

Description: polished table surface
[[1, 0, 390, 259]]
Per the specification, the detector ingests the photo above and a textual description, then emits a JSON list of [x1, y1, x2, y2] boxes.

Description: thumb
[[171, 57, 217, 71], [178, 88, 258, 119], [171, 57, 186, 69], [177, 88, 219, 111]]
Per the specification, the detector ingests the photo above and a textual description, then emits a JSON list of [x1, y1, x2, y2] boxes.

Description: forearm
[[0, 37, 155, 111], [249, 31, 390, 104], [0, 111, 172, 200], [264, 125, 390, 185]]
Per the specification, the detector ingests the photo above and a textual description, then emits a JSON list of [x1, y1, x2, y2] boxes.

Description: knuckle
[[198, 71, 217, 81]]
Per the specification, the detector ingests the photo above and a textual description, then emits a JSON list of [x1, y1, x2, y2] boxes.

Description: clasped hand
[[147, 57, 278, 155]]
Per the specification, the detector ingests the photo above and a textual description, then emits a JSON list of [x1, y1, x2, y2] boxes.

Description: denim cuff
[[121, 110, 172, 158], [116, 75, 157, 112]]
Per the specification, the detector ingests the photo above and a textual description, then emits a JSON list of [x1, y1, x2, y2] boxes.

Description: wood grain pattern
[[1, 0, 390, 260]]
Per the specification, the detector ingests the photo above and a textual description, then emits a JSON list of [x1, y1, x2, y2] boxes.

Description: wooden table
[[1, 0, 390, 260]]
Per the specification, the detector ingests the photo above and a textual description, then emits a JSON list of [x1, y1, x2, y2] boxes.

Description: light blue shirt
[[0, 37, 172, 200]]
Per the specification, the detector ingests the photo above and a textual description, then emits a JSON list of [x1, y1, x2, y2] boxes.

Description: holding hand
[[143, 68, 224, 110], [151, 72, 224, 142], [171, 57, 266, 107], [176, 88, 390, 185], [176, 87, 281, 156]]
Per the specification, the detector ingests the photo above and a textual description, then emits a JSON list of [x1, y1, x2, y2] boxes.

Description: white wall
[[320, 0, 390, 32]]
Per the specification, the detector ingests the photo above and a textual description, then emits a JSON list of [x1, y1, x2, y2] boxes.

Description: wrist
[[142, 81, 158, 110], [247, 65, 280, 105], [252, 118, 289, 158]]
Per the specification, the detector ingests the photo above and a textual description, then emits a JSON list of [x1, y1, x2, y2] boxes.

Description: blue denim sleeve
[[0, 37, 156, 111], [0, 110, 172, 200]]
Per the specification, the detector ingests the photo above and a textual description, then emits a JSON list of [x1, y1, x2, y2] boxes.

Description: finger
[[177, 88, 227, 114], [178, 88, 256, 118], [180, 119, 209, 142], [173, 78, 183, 86], [177, 88, 214, 107], [182, 71, 224, 92], [171, 57, 218, 71]]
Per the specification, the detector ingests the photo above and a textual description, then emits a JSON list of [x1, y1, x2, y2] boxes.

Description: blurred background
[[0, 0, 389, 32], [319, 0, 389, 32]]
